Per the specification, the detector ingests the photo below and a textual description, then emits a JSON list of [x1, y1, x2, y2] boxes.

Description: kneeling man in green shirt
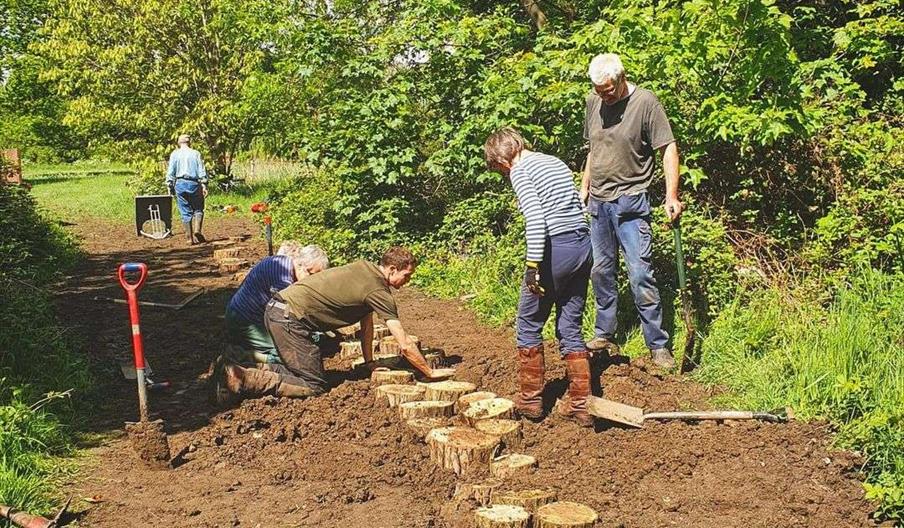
[[218, 246, 436, 400]]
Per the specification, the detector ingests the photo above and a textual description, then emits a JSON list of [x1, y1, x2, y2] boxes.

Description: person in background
[[224, 242, 330, 366], [165, 134, 208, 245], [485, 127, 594, 427]]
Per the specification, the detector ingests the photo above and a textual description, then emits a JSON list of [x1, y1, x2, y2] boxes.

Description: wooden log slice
[[404, 417, 452, 443], [375, 384, 425, 408], [463, 398, 515, 425], [490, 454, 537, 478], [493, 489, 557, 514], [213, 247, 243, 260], [380, 335, 420, 355], [228, 234, 250, 243], [336, 323, 361, 339], [339, 341, 363, 359], [418, 380, 476, 402], [427, 368, 456, 380], [398, 400, 454, 420], [373, 324, 390, 339], [218, 258, 247, 273], [474, 504, 530, 528], [535, 502, 598, 528], [351, 353, 400, 368], [474, 419, 522, 450], [453, 479, 503, 506], [457, 391, 497, 413], [426, 426, 501, 476], [370, 368, 414, 386]]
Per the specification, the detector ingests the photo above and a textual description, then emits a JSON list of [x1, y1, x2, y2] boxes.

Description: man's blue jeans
[[516, 229, 592, 355], [174, 178, 204, 223], [589, 193, 668, 350]]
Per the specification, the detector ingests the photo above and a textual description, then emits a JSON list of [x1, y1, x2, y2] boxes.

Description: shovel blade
[[587, 396, 645, 428]]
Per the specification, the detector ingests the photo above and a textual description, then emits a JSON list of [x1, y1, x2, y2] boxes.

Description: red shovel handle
[[118, 262, 148, 292]]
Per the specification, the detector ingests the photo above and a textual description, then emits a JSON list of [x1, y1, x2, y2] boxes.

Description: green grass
[[694, 269, 904, 520], [27, 161, 290, 224]]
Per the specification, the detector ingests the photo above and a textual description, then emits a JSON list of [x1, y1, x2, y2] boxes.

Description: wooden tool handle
[[643, 411, 755, 421]]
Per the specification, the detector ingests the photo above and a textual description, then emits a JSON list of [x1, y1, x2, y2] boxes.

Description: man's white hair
[[278, 241, 330, 274], [588, 53, 626, 85], [177, 133, 191, 145]]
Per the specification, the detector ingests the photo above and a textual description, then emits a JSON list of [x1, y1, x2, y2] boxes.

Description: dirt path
[[55, 218, 874, 527]]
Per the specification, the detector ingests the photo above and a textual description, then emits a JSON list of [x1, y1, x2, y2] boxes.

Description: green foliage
[[695, 269, 904, 521], [0, 182, 91, 514]]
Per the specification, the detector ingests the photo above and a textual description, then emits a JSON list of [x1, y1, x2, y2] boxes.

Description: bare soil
[[55, 218, 875, 527]]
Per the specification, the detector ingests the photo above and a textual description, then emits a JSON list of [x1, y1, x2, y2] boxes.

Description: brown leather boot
[[563, 351, 593, 427], [516, 345, 545, 420]]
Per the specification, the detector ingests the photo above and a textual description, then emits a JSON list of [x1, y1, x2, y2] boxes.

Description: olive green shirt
[[583, 87, 675, 202], [278, 261, 399, 330]]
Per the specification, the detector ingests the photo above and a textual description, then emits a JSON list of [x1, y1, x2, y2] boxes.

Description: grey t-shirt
[[583, 87, 675, 202]]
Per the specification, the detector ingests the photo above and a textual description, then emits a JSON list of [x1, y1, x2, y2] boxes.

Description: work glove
[[524, 261, 545, 296]]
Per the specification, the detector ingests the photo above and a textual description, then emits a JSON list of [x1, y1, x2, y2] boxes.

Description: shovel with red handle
[[118, 263, 171, 468]]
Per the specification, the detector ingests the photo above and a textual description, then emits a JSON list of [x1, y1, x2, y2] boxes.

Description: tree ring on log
[[457, 391, 497, 413], [463, 397, 514, 425], [490, 453, 536, 478], [398, 400, 454, 420], [474, 504, 530, 528], [417, 380, 476, 402], [535, 501, 598, 527], [474, 419, 522, 450], [426, 426, 501, 475], [375, 384, 425, 408]]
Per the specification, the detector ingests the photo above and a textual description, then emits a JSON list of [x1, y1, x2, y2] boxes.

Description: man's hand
[[201, 184, 209, 197], [524, 262, 545, 296], [579, 188, 589, 207], [665, 196, 684, 223], [167, 182, 175, 196]]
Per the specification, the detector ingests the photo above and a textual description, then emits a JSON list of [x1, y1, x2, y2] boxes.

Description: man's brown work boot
[[586, 336, 620, 357], [562, 351, 593, 427], [515, 345, 545, 420]]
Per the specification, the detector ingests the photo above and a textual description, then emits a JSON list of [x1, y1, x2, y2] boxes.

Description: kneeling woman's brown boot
[[563, 351, 593, 427], [516, 345, 545, 420]]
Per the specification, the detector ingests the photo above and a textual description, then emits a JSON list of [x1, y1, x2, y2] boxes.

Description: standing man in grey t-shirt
[[579, 53, 684, 369]]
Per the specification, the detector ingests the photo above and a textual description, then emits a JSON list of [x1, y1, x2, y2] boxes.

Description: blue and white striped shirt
[[227, 256, 295, 325], [510, 152, 587, 262]]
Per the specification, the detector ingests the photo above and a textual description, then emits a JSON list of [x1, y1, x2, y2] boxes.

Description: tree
[[37, 0, 294, 174]]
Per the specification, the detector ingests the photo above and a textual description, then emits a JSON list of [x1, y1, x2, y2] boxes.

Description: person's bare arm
[[661, 142, 683, 221], [580, 148, 591, 206], [360, 313, 374, 363], [385, 319, 433, 377]]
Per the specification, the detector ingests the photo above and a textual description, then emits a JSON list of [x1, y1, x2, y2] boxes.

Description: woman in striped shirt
[[484, 127, 594, 427]]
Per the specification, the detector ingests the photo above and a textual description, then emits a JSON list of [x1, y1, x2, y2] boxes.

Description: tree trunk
[[375, 384, 425, 408], [490, 454, 536, 478], [426, 426, 501, 475], [398, 400, 455, 420], [493, 489, 557, 513], [474, 504, 530, 528], [418, 380, 476, 402], [535, 502, 598, 528], [463, 398, 515, 425], [371, 369, 414, 386], [474, 419, 522, 450], [520, 0, 548, 30], [457, 391, 497, 413]]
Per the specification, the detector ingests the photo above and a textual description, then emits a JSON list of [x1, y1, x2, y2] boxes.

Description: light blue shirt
[[165, 146, 207, 184]]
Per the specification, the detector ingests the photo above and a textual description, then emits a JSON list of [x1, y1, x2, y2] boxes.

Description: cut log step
[[453, 479, 503, 506], [535, 502, 598, 528], [458, 391, 497, 413], [336, 323, 361, 339], [474, 419, 522, 450], [426, 426, 500, 475], [474, 504, 530, 528], [218, 258, 247, 273], [463, 398, 514, 425], [398, 400, 454, 420], [493, 489, 557, 514], [373, 324, 390, 339], [380, 335, 420, 355], [339, 341, 362, 359], [427, 368, 456, 380], [375, 384, 425, 408], [491, 454, 536, 478], [404, 417, 451, 442], [351, 353, 399, 368], [213, 247, 244, 260], [418, 380, 476, 402], [370, 369, 414, 386]]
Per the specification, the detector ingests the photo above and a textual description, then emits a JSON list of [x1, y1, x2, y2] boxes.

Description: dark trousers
[[516, 229, 592, 355], [263, 299, 328, 394]]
